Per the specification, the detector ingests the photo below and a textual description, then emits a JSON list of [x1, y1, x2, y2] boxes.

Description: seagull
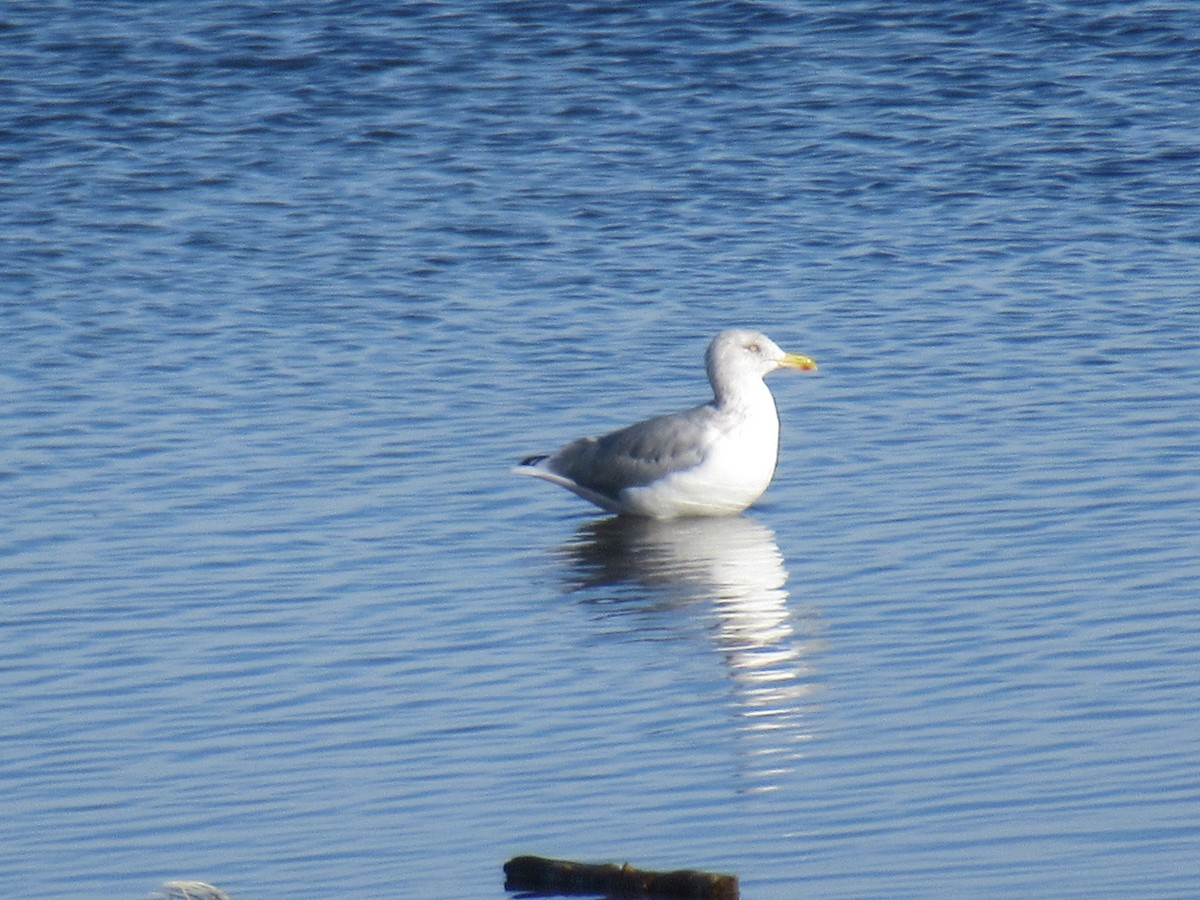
[[514, 329, 816, 519]]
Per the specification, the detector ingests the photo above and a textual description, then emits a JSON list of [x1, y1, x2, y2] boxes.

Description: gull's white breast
[[619, 395, 780, 519]]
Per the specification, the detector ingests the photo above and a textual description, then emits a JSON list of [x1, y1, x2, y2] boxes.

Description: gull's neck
[[710, 371, 776, 415]]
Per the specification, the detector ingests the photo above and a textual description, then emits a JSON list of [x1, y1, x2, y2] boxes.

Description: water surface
[[3, 2, 1200, 897]]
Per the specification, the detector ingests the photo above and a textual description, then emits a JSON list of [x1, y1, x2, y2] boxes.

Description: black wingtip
[[518, 454, 548, 467]]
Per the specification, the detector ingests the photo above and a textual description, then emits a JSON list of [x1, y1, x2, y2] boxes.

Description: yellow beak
[[780, 352, 817, 372]]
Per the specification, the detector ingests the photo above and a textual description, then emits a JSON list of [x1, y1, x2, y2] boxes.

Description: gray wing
[[545, 403, 721, 498]]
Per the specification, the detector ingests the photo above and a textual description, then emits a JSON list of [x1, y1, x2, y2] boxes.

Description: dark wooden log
[[504, 855, 738, 899]]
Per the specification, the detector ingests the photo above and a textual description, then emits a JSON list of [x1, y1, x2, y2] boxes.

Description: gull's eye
[[748, 342, 762, 354]]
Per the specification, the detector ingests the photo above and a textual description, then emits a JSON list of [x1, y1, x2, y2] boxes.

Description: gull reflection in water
[[558, 515, 822, 787]]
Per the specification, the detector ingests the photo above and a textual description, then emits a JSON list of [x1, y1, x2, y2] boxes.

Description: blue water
[[3, 2, 1200, 897]]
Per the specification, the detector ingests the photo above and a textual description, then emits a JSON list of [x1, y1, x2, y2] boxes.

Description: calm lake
[[3, 2, 1199, 897]]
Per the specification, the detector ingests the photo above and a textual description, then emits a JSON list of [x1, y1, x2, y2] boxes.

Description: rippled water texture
[[3, 2, 1200, 897]]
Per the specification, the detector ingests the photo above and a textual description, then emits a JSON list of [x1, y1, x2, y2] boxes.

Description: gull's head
[[706, 329, 817, 390]]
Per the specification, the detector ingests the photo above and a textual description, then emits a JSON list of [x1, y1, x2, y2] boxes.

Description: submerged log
[[504, 855, 738, 899]]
